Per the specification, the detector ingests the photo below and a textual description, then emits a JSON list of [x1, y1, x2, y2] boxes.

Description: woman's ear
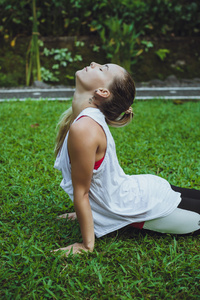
[[95, 88, 111, 99]]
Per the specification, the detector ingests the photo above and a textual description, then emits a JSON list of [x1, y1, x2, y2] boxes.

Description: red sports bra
[[94, 155, 105, 170]]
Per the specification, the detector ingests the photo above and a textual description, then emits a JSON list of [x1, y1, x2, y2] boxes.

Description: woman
[[54, 62, 200, 256]]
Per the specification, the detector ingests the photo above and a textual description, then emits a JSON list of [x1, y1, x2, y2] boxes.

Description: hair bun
[[125, 106, 133, 114]]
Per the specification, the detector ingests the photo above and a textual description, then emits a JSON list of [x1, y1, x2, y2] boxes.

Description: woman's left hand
[[52, 242, 92, 256]]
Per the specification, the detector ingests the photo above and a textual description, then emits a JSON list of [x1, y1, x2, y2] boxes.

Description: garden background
[[1, 1, 200, 299], [0, 0, 200, 86]]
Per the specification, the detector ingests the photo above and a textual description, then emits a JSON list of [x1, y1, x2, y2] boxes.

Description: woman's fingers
[[56, 212, 77, 220], [51, 243, 89, 257], [56, 213, 68, 219], [51, 246, 71, 256]]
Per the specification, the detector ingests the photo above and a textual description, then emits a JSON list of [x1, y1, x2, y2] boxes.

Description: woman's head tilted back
[[98, 68, 135, 127], [55, 62, 136, 155], [76, 62, 135, 127]]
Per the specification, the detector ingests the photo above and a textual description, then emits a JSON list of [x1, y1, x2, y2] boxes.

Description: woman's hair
[[55, 69, 135, 156], [99, 70, 135, 127], [55, 106, 74, 156]]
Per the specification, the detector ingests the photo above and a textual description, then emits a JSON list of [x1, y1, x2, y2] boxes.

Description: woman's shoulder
[[69, 116, 102, 141]]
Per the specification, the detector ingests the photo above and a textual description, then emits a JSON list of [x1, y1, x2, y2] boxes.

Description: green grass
[[0, 99, 200, 299]]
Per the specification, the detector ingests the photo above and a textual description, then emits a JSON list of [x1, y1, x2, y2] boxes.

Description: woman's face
[[75, 62, 124, 92]]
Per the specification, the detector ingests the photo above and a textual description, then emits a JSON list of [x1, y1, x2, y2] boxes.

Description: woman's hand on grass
[[52, 243, 92, 256], [57, 212, 77, 220]]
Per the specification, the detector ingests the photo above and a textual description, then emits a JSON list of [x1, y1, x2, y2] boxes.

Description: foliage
[[0, 0, 199, 40], [41, 42, 84, 83], [0, 65, 19, 86], [1, 0, 199, 83], [0, 100, 200, 299], [98, 18, 141, 72], [94, 17, 154, 72], [88, 1, 153, 69], [26, 0, 41, 86], [155, 49, 170, 61]]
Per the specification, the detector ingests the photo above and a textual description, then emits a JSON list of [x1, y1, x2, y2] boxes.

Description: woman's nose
[[90, 62, 97, 68]]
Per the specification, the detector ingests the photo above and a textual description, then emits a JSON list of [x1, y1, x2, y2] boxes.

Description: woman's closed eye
[[99, 68, 103, 71]]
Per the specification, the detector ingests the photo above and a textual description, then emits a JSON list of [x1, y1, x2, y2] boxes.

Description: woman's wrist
[[82, 233, 95, 251], [72, 242, 94, 253], [83, 241, 94, 251]]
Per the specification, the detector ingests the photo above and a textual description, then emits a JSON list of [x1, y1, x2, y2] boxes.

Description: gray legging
[[143, 186, 200, 234]]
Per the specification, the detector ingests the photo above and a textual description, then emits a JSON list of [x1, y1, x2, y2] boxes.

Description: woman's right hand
[[57, 212, 77, 220]]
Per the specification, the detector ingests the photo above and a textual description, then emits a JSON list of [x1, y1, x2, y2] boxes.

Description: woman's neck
[[72, 90, 98, 119]]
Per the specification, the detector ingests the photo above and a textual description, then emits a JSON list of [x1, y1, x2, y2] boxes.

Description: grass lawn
[[0, 99, 200, 299]]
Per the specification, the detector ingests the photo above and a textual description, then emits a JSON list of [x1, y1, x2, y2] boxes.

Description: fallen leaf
[[31, 123, 39, 128]]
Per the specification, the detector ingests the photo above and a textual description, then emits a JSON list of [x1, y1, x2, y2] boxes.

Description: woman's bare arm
[[53, 117, 102, 255]]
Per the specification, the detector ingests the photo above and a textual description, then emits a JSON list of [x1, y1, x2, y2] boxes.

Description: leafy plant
[[96, 17, 154, 72], [41, 42, 84, 83], [155, 49, 170, 61], [26, 0, 41, 86], [98, 18, 143, 72], [40, 67, 59, 82], [141, 40, 154, 52], [92, 45, 100, 52]]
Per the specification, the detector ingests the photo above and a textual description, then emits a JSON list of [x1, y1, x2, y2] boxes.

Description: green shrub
[[0, 0, 199, 38], [41, 45, 83, 83]]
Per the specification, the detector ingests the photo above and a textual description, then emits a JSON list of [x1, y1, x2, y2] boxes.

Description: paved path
[[0, 86, 200, 101]]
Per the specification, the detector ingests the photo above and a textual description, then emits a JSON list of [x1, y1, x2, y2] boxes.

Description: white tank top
[[54, 107, 181, 238]]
